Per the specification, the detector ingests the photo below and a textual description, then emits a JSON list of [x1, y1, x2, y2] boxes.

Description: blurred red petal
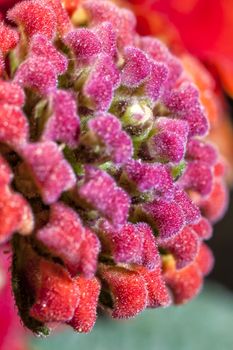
[[126, 0, 233, 95]]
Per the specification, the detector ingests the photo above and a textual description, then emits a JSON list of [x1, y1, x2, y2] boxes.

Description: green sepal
[[171, 161, 186, 180]]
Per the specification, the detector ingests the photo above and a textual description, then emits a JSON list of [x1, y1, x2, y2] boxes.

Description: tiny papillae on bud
[[0, 0, 229, 336]]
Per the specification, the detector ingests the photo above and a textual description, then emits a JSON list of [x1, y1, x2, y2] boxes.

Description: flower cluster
[[0, 0, 228, 336]]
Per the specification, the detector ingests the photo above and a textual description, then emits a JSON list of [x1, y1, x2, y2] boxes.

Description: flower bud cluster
[[0, 0, 228, 335]]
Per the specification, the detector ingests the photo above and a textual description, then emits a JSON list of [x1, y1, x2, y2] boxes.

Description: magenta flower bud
[[78, 166, 130, 227], [140, 200, 185, 240], [21, 141, 76, 204], [179, 160, 213, 196], [64, 28, 102, 63], [163, 82, 209, 136], [100, 221, 144, 265], [148, 118, 189, 163], [121, 47, 151, 88], [155, 117, 189, 139], [83, 53, 120, 111], [183, 104, 209, 137], [186, 139, 217, 165], [14, 56, 57, 96], [140, 36, 182, 87], [124, 159, 174, 199], [173, 187, 200, 225], [144, 61, 169, 101], [99, 221, 159, 269], [93, 22, 117, 59], [88, 113, 133, 165], [37, 202, 100, 277], [190, 217, 213, 240], [30, 34, 68, 75], [165, 82, 199, 112], [0, 0, 228, 336], [42, 90, 80, 148]]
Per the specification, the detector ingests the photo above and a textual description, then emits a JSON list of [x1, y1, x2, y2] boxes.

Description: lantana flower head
[[0, 0, 229, 336]]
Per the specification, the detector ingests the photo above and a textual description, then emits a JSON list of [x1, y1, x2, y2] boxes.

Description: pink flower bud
[[0, 21, 19, 53], [142, 200, 185, 240], [42, 90, 80, 148], [99, 265, 147, 319], [78, 166, 130, 227], [179, 160, 213, 196], [83, 0, 136, 47], [68, 276, 100, 333], [124, 159, 174, 199], [30, 258, 79, 323], [43, 0, 71, 35], [134, 265, 171, 308], [22, 141, 76, 204], [65, 28, 102, 62], [190, 217, 213, 240], [30, 34, 68, 75], [88, 113, 132, 165], [14, 56, 57, 96], [160, 226, 199, 269], [121, 47, 151, 88], [94, 22, 117, 59], [0, 80, 25, 106], [8, 0, 56, 39], [83, 53, 120, 111], [164, 263, 203, 305], [0, 103, 29, 148]]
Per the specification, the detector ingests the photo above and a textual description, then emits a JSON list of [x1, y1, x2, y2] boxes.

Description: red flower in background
[[124, 0, 233, 96], [0, 0, 19, 14]]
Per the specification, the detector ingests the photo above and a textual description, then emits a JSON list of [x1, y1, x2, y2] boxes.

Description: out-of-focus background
[[209, 95, 233, 291], [1, 0, 233, 349], [31, 283, 233, 350]]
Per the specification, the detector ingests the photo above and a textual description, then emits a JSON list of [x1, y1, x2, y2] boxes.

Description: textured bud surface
[[0, 0, 228, 336]]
